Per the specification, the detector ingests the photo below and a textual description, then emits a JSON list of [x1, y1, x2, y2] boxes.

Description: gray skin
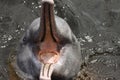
[[16, 2, 82, 80]]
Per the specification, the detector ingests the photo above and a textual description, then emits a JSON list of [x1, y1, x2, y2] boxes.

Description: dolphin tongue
[[40, 63, 54, 80]]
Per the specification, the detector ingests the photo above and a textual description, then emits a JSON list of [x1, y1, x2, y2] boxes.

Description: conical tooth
[[40, 63, 54, 80]]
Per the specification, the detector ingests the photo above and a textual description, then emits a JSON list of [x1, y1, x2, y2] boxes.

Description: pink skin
[[42, 0, 54, 4]]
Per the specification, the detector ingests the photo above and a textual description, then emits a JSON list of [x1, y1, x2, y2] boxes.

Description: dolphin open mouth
[[38, 1, 60, 80]]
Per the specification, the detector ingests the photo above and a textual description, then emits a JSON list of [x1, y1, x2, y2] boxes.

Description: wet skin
[[16, 1, 82, 80]]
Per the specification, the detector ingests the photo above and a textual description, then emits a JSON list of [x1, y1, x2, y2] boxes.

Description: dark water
[[0, 0, 120, 80]]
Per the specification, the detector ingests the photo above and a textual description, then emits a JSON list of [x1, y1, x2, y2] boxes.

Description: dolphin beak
[[38, 52, 60, 80], [40, 63, 54, 80]]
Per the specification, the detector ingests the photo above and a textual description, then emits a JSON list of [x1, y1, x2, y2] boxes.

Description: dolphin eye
[[23, 37, 26, 42], [22, 37, 28, 44]]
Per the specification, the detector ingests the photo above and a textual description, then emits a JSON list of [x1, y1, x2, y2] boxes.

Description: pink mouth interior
[[39, 52, 59, 64]]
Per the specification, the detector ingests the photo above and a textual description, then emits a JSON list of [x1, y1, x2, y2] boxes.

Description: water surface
[[0, 0, 120, 80]]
